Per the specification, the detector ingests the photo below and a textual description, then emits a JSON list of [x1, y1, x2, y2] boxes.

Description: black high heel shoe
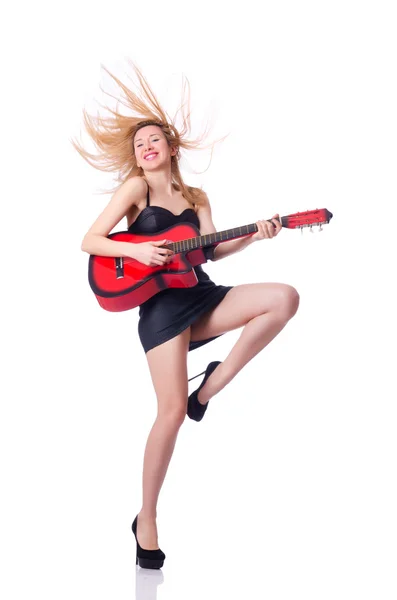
[[131, 515, 166, 569], [187, 361, 222, 422]]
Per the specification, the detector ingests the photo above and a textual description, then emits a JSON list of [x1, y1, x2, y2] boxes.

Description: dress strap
[[146, 184, 150, 207]]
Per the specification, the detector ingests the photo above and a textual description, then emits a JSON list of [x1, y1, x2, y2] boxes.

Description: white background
[[2, 0, 396, 598]]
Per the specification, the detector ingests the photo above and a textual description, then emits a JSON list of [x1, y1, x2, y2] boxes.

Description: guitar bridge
[[115, 257, 124, 279]]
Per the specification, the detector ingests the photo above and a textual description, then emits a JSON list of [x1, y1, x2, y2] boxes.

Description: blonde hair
[[71, 60, 225, 206]]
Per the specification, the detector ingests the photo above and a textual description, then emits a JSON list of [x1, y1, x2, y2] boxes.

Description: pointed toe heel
[[132, 515, 166, 570], [187, 361, 222, 422]]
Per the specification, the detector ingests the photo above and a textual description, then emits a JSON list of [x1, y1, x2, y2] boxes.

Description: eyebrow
[[134, 134, 160, 143]]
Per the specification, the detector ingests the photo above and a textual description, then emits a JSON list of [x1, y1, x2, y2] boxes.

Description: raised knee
[[278, 285, 300, 320]]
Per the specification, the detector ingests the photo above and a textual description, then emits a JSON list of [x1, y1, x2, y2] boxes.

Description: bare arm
[[196, 191, 255, 262], [81, 177, 147, 257]]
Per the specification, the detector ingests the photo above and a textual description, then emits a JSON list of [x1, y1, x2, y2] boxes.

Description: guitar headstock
[[281, 208, 333, 231]]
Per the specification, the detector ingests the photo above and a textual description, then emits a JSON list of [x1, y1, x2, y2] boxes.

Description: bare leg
[[136, 327, 190, 550], [198, 311, 290, 404], [137, 415, 183, 548], [189, 283, 300, 405]]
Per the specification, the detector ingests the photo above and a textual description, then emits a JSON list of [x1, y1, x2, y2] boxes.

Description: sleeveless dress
[[128, 187, 234, 354]]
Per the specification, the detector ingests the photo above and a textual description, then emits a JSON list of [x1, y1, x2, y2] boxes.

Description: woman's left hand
[[251, 214, 282, 241]]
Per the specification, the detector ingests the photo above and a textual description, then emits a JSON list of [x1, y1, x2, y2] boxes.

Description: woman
[[75, 62, 300, 570]]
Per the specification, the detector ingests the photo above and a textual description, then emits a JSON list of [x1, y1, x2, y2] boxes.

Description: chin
[[143, 160, 168, 171]]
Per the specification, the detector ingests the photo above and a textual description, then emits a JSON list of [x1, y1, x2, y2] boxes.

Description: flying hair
[[71, 60, 227, 206]]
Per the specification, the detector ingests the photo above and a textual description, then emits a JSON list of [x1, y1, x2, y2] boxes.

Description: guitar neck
[[168, 217, 287, 254]]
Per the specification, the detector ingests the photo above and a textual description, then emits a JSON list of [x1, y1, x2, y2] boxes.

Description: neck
[[143, 167, 175, 199]]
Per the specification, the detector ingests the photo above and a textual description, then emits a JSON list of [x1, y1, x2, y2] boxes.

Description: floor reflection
[[135, 566, 164, 600]]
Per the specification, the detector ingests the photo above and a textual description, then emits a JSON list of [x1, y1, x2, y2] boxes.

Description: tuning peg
[[310, 225, 314, 233], [319, 223, 323, 232]]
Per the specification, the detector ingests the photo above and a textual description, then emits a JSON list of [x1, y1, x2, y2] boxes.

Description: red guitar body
[[89, 222, 206, 312]]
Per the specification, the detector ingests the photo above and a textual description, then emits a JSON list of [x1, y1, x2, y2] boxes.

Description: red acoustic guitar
[[88, 208, 333, 312]]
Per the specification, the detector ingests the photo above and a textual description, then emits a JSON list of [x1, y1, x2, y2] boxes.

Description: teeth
[[145, 154, 158, 160]]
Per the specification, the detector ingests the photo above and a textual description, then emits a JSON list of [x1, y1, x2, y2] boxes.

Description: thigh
[[190, 282, 294, 342], [146, 326, 191, 417]]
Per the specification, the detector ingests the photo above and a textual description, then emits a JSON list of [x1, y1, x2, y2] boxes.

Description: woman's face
[[133, 125, 177, 171]]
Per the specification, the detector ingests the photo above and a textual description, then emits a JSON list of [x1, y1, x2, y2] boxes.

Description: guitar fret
[[170, 223, 259, 255]]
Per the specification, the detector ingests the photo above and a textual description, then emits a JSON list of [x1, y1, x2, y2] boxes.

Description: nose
[[144, 139, 154, 152]]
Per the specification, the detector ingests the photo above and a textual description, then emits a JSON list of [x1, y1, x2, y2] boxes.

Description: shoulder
[[113, 177, 148, 213], [83, 177, 147, 238], [121, 176, 148, 197], [191, 189, 216, 234], [194, 190, 211, 214], [186, 187, 210, 213]]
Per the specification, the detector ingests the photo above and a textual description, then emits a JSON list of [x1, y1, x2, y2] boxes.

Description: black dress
[[127, 187, 234, 354]]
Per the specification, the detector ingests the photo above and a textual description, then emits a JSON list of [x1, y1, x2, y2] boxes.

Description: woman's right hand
[[129, 239, 174, 266]]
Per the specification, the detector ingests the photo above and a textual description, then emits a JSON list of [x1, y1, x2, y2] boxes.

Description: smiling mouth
[[144, 153, 158, 160]]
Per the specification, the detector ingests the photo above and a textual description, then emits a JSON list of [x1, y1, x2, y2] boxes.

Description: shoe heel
[[132, 515, 166, 570], [187, 361, 222, 422]]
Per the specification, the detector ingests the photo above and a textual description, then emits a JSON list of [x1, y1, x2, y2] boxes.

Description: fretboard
[[168, 217, 286, 253]]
